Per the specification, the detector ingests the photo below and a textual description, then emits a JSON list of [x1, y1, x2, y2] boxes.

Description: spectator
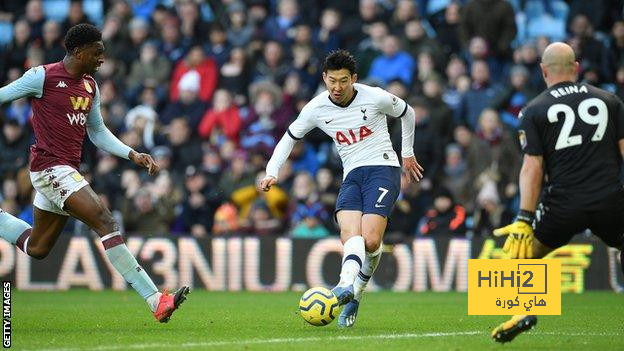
[[354, 21, 388, 77], [219, 47, 251, 105], [368, 35, 416, 86], [568, 14, 612, 84], [161, 70, 208, 128], [422, 77, 455, 144], [264, 0, 301, 44], [101, 16, 128, 69], [387, 172, 431, 241], [159, 17, 188, 64], [253, 40, 291, 85], [472, 177, 513, 237], [474, 108, 521, 205], [24, 0, 44, 41], [1, 20, 30, 80], [417, 187, 467, 236], [0, 120, 29, 178], [42, 20, 65, 64], [313, 8, 341, 56], [403, 19, 444, 71], [176, 0, 209, 46], [440, 143, 473, 211], [217, 150, 255, 199], [212, 202, 239, 235], [205, 23, 231, 67], [231, 171, 289, 220], [491, 65, 537, 129], [166, 117, 203, 175], [459, 0, 517, 59], [458, 60, 500, 130], [198, 89, 242, 145], [62, 0, 92, 36], [169, 46, 218, 103], [291, 205, 330, 238], [609, 21, 624, 68], [390, 0, 418, 34], [240, 81, 295, 156], [180, 166, 219, 237], [240, 201, 283, 236], [126, 41, 171, 99], [226, 2, 254, 47], [121, 185, 175, 236], [315, 168, 339, 223], [124, 105, 159, 150], [516, 42, 546, 92], [433, 1, 462, 56], [392, 97, 442, 189]]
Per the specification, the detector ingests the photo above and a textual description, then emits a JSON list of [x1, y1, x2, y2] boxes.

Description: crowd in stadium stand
[[1, 0, 623, 240]]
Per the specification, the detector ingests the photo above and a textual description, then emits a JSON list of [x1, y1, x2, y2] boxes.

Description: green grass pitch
[[10, 290, 623, 350]]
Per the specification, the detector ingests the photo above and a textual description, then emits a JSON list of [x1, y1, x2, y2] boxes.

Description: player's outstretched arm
[[260, 133, 297, 192], [400, 105, 424, 183], [261, 105, 316, 192], [0, 66, 44, 104], [86, 85, 159, 176], [493, 154, 543, 259]]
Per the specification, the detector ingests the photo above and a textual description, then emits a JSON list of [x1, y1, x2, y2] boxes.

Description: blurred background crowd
[[1, 0, 623, 241]]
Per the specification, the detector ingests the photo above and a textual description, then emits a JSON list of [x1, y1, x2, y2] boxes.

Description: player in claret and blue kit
[[259, 50, 424, 327], [0, 24, 188, 322]]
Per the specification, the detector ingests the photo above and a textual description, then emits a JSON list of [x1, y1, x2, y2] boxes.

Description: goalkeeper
[[490, 42, 624, 342]]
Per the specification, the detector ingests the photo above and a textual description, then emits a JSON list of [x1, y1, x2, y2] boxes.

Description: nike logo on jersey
[[56, 81, 67, 88], [325, 119, 333, 124], [374, 203, 386, 208]]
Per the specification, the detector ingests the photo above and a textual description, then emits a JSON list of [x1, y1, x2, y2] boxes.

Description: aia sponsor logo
[[335, 126, 373, 145]]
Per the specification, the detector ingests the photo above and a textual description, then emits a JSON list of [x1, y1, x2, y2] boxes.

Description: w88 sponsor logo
[[66, 112, 87, 126]]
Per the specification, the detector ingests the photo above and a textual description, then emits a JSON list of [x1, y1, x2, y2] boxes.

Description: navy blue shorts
[[335, 166, 401, 218]]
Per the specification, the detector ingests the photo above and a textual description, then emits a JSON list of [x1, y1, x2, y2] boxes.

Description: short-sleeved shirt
[[519, 81, 624, 209], [287, 83, 408, 179]]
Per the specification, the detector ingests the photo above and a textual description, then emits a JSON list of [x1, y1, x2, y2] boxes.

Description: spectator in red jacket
[[169, 46, 218, 102], [198, 89, 242, 144], [417, 187, 467, 236]]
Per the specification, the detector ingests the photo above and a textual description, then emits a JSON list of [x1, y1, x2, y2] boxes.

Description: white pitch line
[[26, 331, 482, 351], [26, 330, 623, 351], [541, 332, 622, 337]]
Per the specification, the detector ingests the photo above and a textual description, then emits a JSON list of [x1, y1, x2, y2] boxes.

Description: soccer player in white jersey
[[259, 50, 423, 327]]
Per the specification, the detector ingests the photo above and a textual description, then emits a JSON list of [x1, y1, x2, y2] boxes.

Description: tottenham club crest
[[361, 108, 367, 120]]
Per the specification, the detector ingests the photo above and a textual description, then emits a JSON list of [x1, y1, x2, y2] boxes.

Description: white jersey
[[287, 83, 409, 178]]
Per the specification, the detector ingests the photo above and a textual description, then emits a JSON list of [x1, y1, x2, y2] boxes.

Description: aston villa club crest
[[83, 79, 93, 93]]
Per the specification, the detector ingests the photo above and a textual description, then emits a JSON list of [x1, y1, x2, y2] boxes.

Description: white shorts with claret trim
[[30, 165, 89, 216]]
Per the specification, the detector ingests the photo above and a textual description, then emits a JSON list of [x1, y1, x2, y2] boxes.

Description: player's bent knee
[[93, 207, 118, 235], [362, 235, 382, 253]]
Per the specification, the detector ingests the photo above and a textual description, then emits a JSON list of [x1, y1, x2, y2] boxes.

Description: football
[[298, 287, 339, 326]]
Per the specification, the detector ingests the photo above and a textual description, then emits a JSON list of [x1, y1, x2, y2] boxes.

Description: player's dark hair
[[64, 23, 102, 53], [323, 50, 357, 75]]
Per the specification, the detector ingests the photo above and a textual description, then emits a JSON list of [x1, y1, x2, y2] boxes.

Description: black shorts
[[534, 189, 624, 249]]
